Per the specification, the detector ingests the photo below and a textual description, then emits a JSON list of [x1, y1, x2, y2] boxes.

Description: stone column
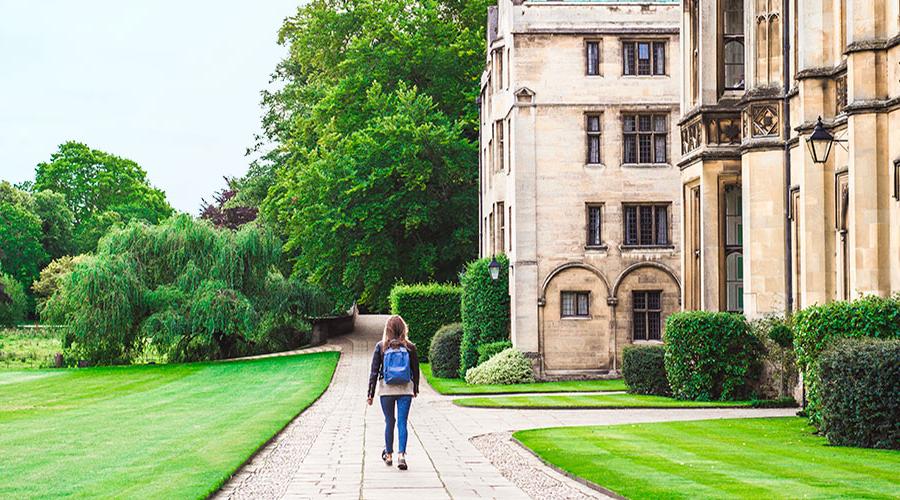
[[511, 96, 539, 357]]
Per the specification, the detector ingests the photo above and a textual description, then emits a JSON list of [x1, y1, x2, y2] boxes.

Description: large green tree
[[33, 141, 174, 252], [252, 0, 488, 310], [0, 202, 48, 291]]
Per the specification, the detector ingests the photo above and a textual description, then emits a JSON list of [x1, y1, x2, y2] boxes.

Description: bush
[[477, 340, 512, 365], [664, 311, 762, 401], [389, 283, 461, 362], [465, 347, 534, 385], [793, 295, 900, 429], [622, 345, 670, 396], [429, 323, 463, 378], [0, 274, 27, 327], [460, 255, 510, 376], [818, 338, 899, 449]]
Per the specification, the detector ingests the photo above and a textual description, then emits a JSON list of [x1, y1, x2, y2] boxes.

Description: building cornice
[[795, 60, 847, 81], [511, 27, 678, 36], [676, 148, 740, 169], [677, 103, 741, 126], [739, 137, 783, 153], [844, 96, 900, 116], [845, 33, 900, 54]]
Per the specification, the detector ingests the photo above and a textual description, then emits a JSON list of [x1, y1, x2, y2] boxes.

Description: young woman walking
[[367, 315, 420, 470]]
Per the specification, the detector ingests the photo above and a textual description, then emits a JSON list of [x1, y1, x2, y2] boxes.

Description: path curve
[[215, 315, 796, 499]]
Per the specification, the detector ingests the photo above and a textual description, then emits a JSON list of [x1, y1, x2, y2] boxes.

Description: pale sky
[[0, 0, 301, 213]]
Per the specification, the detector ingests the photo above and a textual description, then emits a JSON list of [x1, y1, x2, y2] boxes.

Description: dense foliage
[[664, 311, 762, 401], [239, 0, 490, 310], [818, 338, 899, 449], [460, 255, 511, 376], [31, 255, 87, 316], [792, 295, 900, 428], [749, 315, 798, 399], [428, 323, 463, 378], [33, 141, 174, 253], [199, 177, 258, 229], [389, 283, 461, 360], [477, 340, 512, 366], [44, 215, 333, 364], [622, 345, 671, 396], [0, 273, 27, 327], [0, 201, 48, 293], [464, 347, 534, 385]]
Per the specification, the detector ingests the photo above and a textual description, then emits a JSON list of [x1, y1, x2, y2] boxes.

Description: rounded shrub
[[664, 311, 762, 401], [460, 255, 510, 376], [0, 273, 27, 327], [429, 323, 463, 378], [793, 295, 900, 429], [818, 337, 899, 449], [389, 283, 461, 362], [622, 345, 670, 396], [477, 340, 512, 365], [465, 347, 534, 385]]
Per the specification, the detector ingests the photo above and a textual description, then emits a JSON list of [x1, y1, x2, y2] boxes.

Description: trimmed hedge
[[464, 347, 534, 385], [389, 283, 462, 362], [429, 323, 463, 378], [818, 338, 899, 449], [477, 340, 512, 365], [622, 345, 670, 396], [664, 311, 762, 401], [793, 295, 900, 429], [460, 255, 510, 376], [0, 273, 27, 327]]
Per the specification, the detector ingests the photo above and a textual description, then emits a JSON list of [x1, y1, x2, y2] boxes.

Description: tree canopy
[[243, 0, 489, 310]]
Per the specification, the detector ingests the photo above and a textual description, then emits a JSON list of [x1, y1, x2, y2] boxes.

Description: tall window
[[561, 291, 590, 318], [494, 120, 504, 171], [893, 160, 900, 201], [723, 184, 743, 312], [722, 0, 745, 90], [493, 49, 504, 90], [623, 41, 665, 76], [623, 114, 668, 164], [497, 201, 505, 253], [586, 114, 601, 164], [586, 40, 600, 75], [623, 204, 669, 246], [586, 204, 603, 247], [633, 291, 662, 341]]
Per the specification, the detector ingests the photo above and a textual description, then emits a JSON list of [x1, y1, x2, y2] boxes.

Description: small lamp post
[[488, 256, 501, 281], [806, 116, 835, 164]]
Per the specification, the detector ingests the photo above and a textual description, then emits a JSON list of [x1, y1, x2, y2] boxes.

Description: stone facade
[[679, 0, 900, 318], [478, 0, 682, 378]]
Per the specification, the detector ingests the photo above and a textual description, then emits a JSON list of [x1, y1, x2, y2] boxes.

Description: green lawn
[[422, 363, 627, 394], [0, 351, 339, 499], [454, 393, 776, 409], [0, 328, 63, 369], [515, 417, 900, 499]]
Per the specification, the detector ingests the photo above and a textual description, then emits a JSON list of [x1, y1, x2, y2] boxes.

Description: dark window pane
[[624, 136, 636, 163], [648, 291, 661, 310], [577, 293, 590, 316], [724, 41, 745, 89], [588, 136, 601, 163], [588, 115, 600, 131], [561, 292, 575, 317], [724, 0, 744, 35], [639, 206, 653, 244], [653, 42, 665, 75], [587, 41, 600, 75], [633, 313, 646, 340], [639, 115, 652, 131], [625, 206, 638, 244], [656, 206, 668, 244], [648, 312, 661, 340], [637, 43, 651, 75], [624, 115, 636, 132], [654, 134, 667, 163], [623, 43, 635, 75], [639, 134, 652, 163], [654, 115, 667, 132], [633, 291, 646, 309], [588, 206, 601, 245]]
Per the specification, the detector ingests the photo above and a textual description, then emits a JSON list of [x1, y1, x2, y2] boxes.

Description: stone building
[[478, 0, 682, 378], [678, 0, 900, 317]]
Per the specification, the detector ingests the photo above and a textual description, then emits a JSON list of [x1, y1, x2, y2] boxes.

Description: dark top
[[368, 340, 420, 399]]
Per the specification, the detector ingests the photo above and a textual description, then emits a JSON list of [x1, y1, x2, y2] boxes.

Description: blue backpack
[[382, 344, 412, 385]]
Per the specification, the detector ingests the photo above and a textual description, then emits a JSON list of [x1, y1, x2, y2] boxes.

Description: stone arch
[[539, 262, 612, 303], [611, 261, 682, 300]]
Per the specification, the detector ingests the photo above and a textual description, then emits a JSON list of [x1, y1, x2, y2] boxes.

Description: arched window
[[721, 0, 744, 90], [723, 184, 743, 312]]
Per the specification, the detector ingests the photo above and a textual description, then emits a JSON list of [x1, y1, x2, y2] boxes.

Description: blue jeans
[[380, 395, 412, 454]]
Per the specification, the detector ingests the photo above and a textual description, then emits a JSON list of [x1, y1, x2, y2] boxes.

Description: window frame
[[622, 203, 671, 248], [585, 203, 604, 249], [586, 113, 602, 165], [632, 290, 662, 341], [622, 40, 666, 76], [720, 0, 745, 91], [893, 159, 900, 201], [494, 120, 504, 172], [622, 113, 669, 165], [560, 291, 591, 319], [585, 39, 601, 76]]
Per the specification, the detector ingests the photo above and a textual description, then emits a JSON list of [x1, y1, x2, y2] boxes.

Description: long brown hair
[[382, 315, 412, 349]]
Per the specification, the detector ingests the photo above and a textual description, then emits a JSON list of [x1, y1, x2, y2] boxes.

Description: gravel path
[[213, 315, 797, 499]]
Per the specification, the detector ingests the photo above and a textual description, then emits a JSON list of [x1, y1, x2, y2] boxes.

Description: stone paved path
[[216, 315, 797, 500]]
